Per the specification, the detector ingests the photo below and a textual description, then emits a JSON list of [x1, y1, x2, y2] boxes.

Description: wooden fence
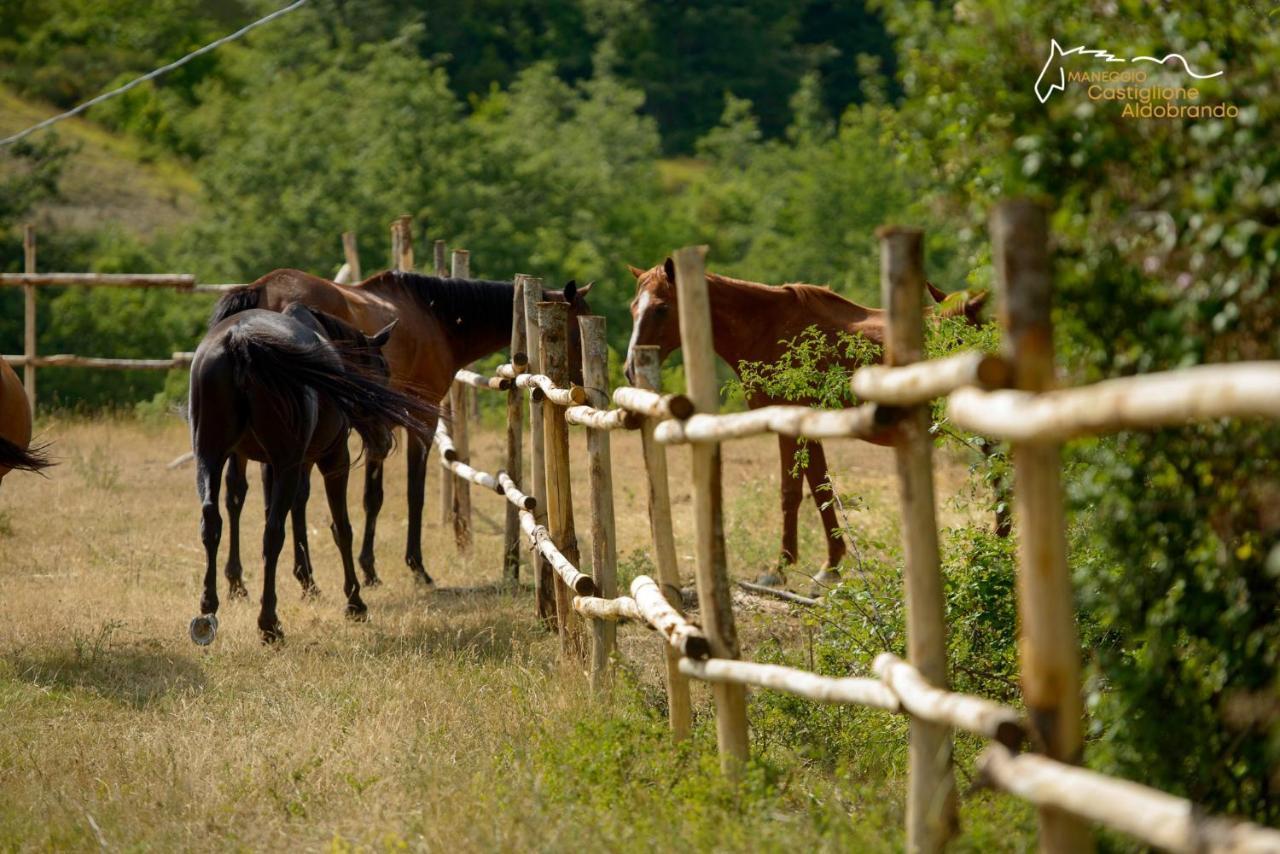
[[428, 200, 1280, 853], [1, 222, 368, 414]]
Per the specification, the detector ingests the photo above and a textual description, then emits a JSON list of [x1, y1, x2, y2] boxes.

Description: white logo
[[1035, 38, 1224, 103]]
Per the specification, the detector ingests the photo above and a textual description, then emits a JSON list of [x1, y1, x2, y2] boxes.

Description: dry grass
[[0, 415, 1014, 851]]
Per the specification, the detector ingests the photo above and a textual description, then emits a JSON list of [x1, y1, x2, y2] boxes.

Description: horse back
[[0, 358, 32, 451]]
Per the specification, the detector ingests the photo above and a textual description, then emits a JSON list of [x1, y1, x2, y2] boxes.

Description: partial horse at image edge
[[0, 357, 52, 490]]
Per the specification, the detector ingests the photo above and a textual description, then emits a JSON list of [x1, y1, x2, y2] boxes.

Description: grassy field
[[0, 415, 1034, 850]]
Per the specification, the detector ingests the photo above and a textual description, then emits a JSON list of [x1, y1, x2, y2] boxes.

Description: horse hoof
[[345, 603, 369, 622], [754, 570, 785, 588], [362, 574, 382, 588], [259, 622, 285, 644], [413, 574, 436, 588], [228, 580, 248, 599], [189, 614, 219, 646], [301, 583, 322, 601], [810, 568, 842, 597]]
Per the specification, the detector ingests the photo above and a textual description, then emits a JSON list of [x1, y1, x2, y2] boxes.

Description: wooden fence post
[[450, 249, 473, 552], [523, 278, 557, 625], [880, 226, 959, 852], [992, 199, 1092, 853], [502, 277, 527, 584], [396, 215, 414, 272], [22, 224, 36, 411], [578, 315, 618, 692], [342, 231, 361, 282], [671, 245, 749, 772], [538, 300, 584, 659], [437, 240, 454, 529], [634, 344, 693, 739]]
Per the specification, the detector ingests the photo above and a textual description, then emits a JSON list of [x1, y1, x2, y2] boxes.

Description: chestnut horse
[[209, 269, 592, 592], [190, 303, 438, 642], [622, 259, 986, 587], [0, 358, 51, 490]]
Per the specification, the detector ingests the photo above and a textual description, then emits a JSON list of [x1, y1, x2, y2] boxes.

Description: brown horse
[[622, 259, 986, 587], [0, 358, 51, 491], [209, 269, 592, 591]]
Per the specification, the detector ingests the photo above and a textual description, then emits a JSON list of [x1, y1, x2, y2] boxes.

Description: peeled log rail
[[496, 357, 529, 379], [0, 272, 195, 288], [573, 595, 643, 623], [454, 369, 512, 391], [949, 362, 1280, 443], [565, 405, 641, 431], [514, 372, 586, 406], [736, 580, 819, 607], [851, 350, 1010, 405], [978, 744, 1280, 854], [496, 470, 537, 511], [3, 353, 194, 369], [630, 575, 711, 660], [433, 427, 458, 463], [679, 658, 901, 711], [655, 404, 891, 444], [612, 386, 695, 420], [874, 653, 1024, 749], [519, 510, 595, 596], [440, 457, 500, 492]]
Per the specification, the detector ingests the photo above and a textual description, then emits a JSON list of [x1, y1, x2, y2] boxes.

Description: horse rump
[[0, 436, 53, 474], [209, 285, 262, 328]]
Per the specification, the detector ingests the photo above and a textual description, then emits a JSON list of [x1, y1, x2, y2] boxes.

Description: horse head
[[622, 258, 682, 384], [927, 280, 989, 326], [545, 279, 594, 385]]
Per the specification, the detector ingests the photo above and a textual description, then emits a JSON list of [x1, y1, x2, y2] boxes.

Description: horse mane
[[367, 270, 513, 330], [703, 270, 877, 318]]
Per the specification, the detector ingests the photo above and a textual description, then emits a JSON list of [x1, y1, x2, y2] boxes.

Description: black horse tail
[[209, 285, 262, 328], [0, 436, 53, 474], [222, 327, 439, 445]]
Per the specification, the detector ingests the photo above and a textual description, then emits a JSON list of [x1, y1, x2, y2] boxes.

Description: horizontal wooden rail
[[440, 456, 499, 492], [949, 362, 1280, 442], [737, 580, 819, 606], [874, 654, 1024, 749], [565, 405, 641, 431], [631, 575, 711, 659], [612, 386, 695, 420], [495, 358, 529, 379], [573, 594, 643, 623], [851, 351, 1010, 405], [654, 403, 892, 444], [978, 744, 1280, 853], [680, 658, 901, 711], [0, 272, 196, 289], [496, 470, 536, 511], [519, 509, 595, 596], [3, 353, 194, 370], [434, 427, 458, 462], [514, 372, 586, 406], [455, 369, 511, 391]]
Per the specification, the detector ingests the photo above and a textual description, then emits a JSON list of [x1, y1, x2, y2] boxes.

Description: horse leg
[[195, 451, 227, 619], [357, 455, 385, 587], [403, 430, 434, 586], [760, 435, 805, 587], [803, 440, 846, 591], [258, 461, 301, 643], [223, 453, 249, 599], [319, 443, 367, 621], [291, 463, 319, 598]]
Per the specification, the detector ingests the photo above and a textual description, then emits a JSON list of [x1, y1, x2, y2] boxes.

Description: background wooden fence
[[427, 200, 1280, 853]]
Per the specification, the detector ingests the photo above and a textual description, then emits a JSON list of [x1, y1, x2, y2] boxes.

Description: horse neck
[[704, 276, 792, 373], [447, 299, 515, 370]]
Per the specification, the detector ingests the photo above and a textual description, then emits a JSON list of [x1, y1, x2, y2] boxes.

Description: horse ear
[[626, 264, 645, 279], [925, 280, 948, 304], [563, 279, 577, 303], [369, 318, 398, 348], [663, 257, 676, 284], [965, 290, 990, 319], [575, 281, 594, 298]]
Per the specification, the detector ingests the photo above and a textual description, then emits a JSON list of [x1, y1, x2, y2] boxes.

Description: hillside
[[0, 86, 200, 238]]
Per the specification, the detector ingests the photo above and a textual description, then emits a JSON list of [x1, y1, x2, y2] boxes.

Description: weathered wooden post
[[992, 199, 1092, 853], [523, 278, 556, 625], [396, 215, 414, 272], [880, 226, 959, 852], [450, 248, 473, 552], [502, 277, 527, 584], [633, 344, 693, 738], [437, 240, 454, 530], [671, 245, 749, 772], [538, 300, 584, 658], [390, 219, 403, 271], [342, 231, 361, 282], [578, 315, 618, 692], [22, 224, 36, 410]]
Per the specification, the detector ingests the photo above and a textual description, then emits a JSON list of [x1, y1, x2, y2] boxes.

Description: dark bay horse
[[622, 259, 987, 586], [0, 357, 51, 490], [189, 304, 438, 643], [209, 269, 592, 591]]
